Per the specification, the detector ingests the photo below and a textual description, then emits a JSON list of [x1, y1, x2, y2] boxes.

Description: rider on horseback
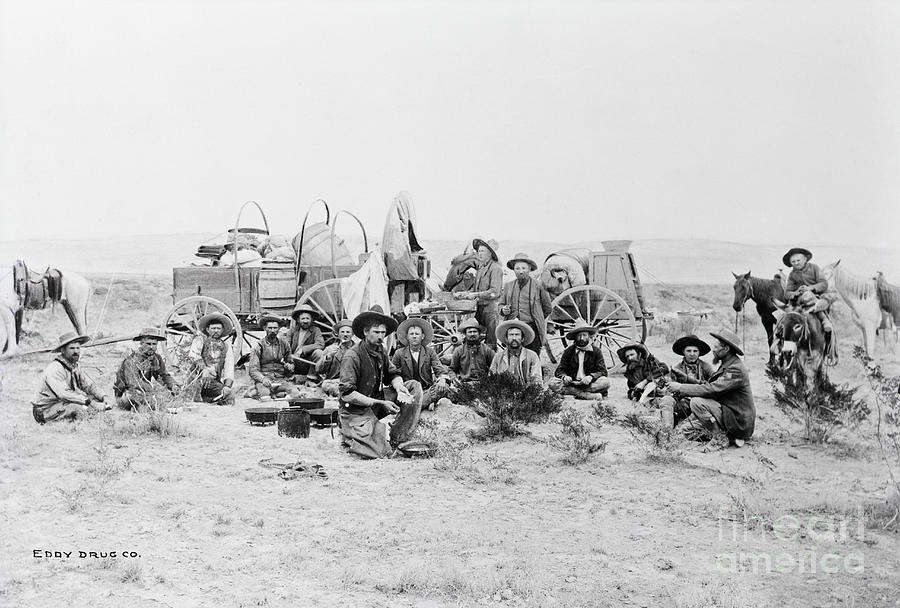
[[783, 247, 832, 334]]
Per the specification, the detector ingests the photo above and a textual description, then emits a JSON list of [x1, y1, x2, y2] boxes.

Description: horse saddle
[[13, 260, 62, 310]]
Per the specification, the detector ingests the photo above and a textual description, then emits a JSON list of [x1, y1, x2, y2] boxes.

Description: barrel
[[277, 408, 310, 438], [258, 267, 296, 313]]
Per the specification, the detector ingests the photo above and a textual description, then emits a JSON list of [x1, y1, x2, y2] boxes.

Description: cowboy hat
[[565, 321, 599, 341], [351, 305, 398, 339], [54, 331, 90, 351], [472, 238, 499, 262], [457, 318, 485, 333], [397, 317, 434, 346], [506, 252, 537, 272], [496, 319, 535, 347], [291, 303, 319, 320], [258, 314, 285, 327], [616, 342, 649, 364], [332, 319, 353, 336], [198, 313, 234, 336], [709, 329, 744, 356], [782, 247, 813, 267], [133, 327, 166, 341], [672, 335, 711, 356]]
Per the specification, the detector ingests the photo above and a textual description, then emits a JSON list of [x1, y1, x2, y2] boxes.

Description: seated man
[[288, 303, 326, 385], [392, 317, 451, 410], [339, 306, 423, 459], [548, 321, 610, 399], [657, 335, 714, 429], [449, 318, 496, 384], [113, 327, 177, 409], [782, 247, 832, 333], [617, 342, 669, 404], [32, 332, 110, 423], [247, 315, 298, 401], [188, 313, 235, 404], [489, 319, 543, 386], [667, 329, 756, 448], [316, 319, 355, 397]]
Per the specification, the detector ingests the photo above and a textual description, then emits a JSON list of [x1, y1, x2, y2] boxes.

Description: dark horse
[[731, 271, 785, 361]]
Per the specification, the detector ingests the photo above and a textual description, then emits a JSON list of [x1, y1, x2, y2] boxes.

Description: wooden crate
[[172, 267, 259, 314]]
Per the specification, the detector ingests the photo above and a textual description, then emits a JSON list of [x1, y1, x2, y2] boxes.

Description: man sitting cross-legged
[[113, 327, 177, 409], [316, 319, 355, 397], [548, 321, 610, 399], [247, 315, 299, 401]]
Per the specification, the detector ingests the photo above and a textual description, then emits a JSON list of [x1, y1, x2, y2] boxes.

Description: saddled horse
[[731, 271, 785, 361], [821, 260, 881, 356], [772, 301, 827, 387], [0, 260, 91, 356]]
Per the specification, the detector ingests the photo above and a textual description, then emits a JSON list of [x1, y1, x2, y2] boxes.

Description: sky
[[1, 0, 898, 248]]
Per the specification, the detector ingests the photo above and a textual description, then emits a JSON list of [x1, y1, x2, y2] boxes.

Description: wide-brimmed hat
[[351, 305, 398, 339], [457, 318, 485, 333], [258, 314, 285, 327], [565, 321, 599, 341], [782, 247, 813, 267], [506, 252, 538, 272], [332, 319, 353, 336], [709, 329, 744, 356], [54, 331, 90, 352], [133, 327, 166, 341], [291, 303, 319, 320], [397, 317, 434, 345], [198, 313, 234, 335], [472, 238, 499, 262], [672, 334, 711, 356], [616, 342, 649, 364], [496, 319, 535, 346]]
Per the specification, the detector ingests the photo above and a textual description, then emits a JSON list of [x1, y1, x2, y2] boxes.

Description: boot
[[816, 311, 833, 333], [660, 408, 675, 431]]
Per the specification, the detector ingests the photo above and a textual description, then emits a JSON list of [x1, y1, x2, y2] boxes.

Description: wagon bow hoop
[[330, 210, 368, 279], [232, 201, 270, 297]]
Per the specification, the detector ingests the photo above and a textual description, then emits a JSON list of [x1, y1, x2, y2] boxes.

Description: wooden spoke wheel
[[546, 285, 644, 370], [413, 311, 470, 356], [296, 278, 347, 343], [163, 296, 243, 382]]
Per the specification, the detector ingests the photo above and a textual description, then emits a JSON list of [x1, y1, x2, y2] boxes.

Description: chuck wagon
[[163, 200, 372, 371], [541, 240, 650, 368]]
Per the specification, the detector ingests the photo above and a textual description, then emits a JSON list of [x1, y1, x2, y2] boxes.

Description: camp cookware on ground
[[277, 407, 311, 438], [244, 406, 279, 426]]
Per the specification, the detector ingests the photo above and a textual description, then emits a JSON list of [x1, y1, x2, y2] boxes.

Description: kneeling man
[[548, 321, 610, 399], [657, 335, 714, 429], [339, 306, 423, 458], [667, 329, 755, 447]]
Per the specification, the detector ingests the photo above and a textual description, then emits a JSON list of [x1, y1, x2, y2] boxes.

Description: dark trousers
[[476, 303, 499, 348]]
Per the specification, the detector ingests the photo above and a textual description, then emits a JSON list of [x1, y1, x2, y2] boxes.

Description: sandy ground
[[1, 278, 899, 607]]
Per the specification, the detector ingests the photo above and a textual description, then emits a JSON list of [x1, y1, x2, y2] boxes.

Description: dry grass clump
[[386, 558, 543, 603], [670, 579, 767, 608], [547, 407, 607, 465], [455, 373, 562, 441], [620, 411, 687, 464], [119, 559, 144, 584]]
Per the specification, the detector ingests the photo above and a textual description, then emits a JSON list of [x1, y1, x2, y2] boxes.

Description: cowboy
[[454, 238, 503, 348], [618, 342, 669, 403], [339, 306, 424, 458], [667, 329, 756, 447], [288, 303, 326, 385], [392, 317, 451, 410], [499, 252, 552, 355], [113, 327, 177, 410], [247, 315, 298, 401], [449, 317, 496, 383], [316, 319, 355, 397], [32, 332, 110, 423], [489, 319, 544, 386], [657, 335, 714, 429], [548, 321, 610, 399], [188, 313, 235, 404], [782, 247, 833, 334]]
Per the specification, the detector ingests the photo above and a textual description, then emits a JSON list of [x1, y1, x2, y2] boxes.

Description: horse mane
[[828, 263, 877, 300], [876, 272, 900, 321]]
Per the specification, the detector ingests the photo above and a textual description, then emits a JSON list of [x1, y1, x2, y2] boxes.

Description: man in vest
[[113, 327, 177, 409], [247, 315, 298, 401], [288, 303, 326, 385], [449, 318, 495, 383], [392, 317, 451, 411], [316, 319, 355, 397], [489, 319, 544, 386], [548, 321, 610, 399], [657, 335, 715, 430], [454, 238, 503, 348], [338, 306, 424, 458], [188, 313, 235, 404], [32, 332, 110, 423], [499, 252, 552, 355]]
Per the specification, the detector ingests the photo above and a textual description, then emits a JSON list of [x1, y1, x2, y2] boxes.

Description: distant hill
[[2, 233, 898, 285]]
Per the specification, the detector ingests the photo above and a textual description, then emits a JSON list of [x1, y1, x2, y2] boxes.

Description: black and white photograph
[[1, 1, 899, 606]]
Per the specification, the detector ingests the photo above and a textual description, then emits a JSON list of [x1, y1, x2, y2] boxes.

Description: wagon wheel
[[546, 285, 641, 371], [416, 313, 470, 356], [296, 278, 346, 343], [163, 296, 243, 382]]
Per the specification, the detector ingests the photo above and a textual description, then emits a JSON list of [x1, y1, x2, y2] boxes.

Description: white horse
[[0, 262, 92, 357], [821, 260, 881, 356]]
